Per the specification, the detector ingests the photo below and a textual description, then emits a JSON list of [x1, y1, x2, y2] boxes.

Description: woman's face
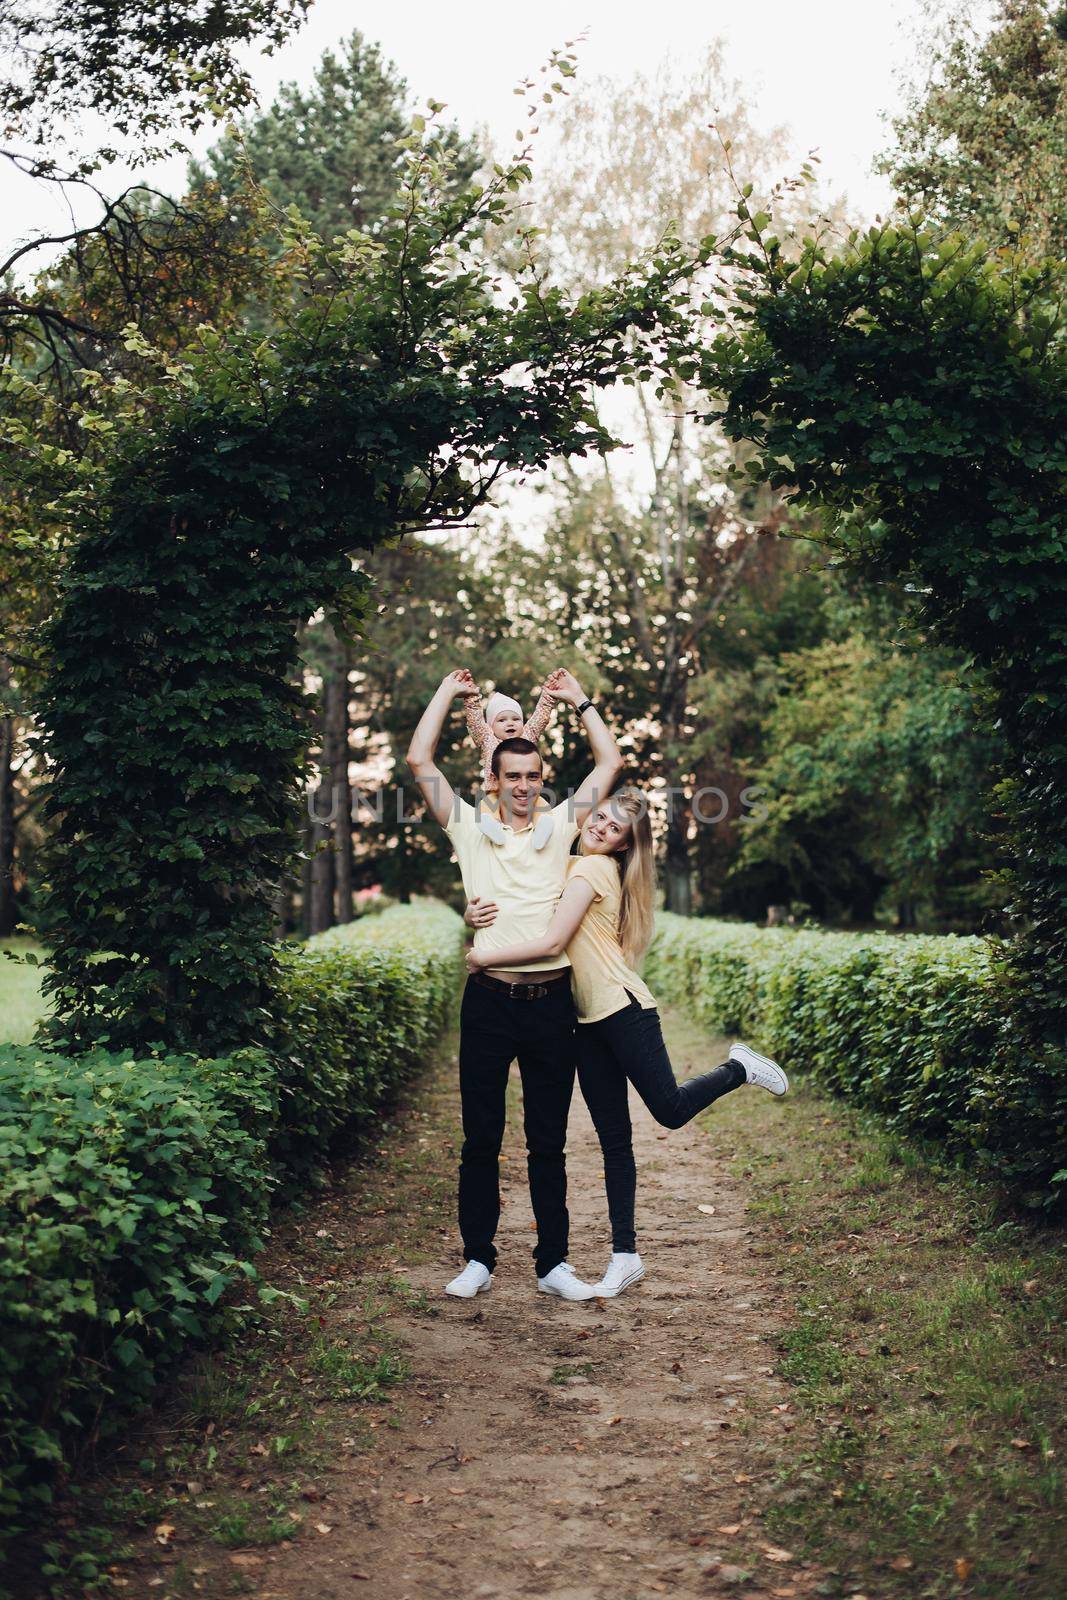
[[581, 801, 634, 855]]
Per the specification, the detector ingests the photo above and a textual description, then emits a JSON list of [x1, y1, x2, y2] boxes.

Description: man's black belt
[[468, 970, 570, 1001]]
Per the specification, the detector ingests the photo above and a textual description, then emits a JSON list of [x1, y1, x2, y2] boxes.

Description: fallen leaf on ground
[[955, 1557, 974, 1581], [1011, 1438, 1033, 1450], [716, 1522, 743, 1535], [608, 1415, 622, 1426], [153, 1524, 175, 1547], [734, 1473, 753, 1484], [698, 1204, 716, 1215], [772, 1589, 797, 1598], [762, 1546, 794, 1562], [228, 1554, 263, 1568], [1023, 1278, 1039, 1294], [315, 1522, 332, 1535], [447, 1487, 467, 1496], [889, 1555, 914, 1571]]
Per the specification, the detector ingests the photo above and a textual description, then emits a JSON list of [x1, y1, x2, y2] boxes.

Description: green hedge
[[645, 915, 1066, 1206], [270, 904, 462, 1187], [0, 902, 462, 1548]]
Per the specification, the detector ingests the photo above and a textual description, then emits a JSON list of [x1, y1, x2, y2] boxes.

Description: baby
[[463, 672, 560, 847]]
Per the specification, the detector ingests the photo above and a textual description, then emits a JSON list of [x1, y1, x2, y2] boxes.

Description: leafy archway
[[26, 108, 699, 1057]]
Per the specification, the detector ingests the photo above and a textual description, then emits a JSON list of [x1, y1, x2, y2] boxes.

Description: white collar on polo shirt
[[476, 810, 554, 850]]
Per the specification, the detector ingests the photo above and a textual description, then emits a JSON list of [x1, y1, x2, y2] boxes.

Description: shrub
[[269, 902, 462, 1184], [0, 1048, 276, 1538], [0, 901, 462, 1550], [645, 914, 1065, 1206]]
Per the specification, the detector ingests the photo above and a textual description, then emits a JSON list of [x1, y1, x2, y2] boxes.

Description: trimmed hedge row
[[644, 915, 1066, 1206], [0, 902, 462, 1545]]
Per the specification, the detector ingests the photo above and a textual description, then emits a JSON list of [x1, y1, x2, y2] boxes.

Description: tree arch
[[26, 110, 699, 1057]]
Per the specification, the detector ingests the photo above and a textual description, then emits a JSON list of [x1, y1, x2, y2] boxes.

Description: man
[[406, 666, 623, 1301]]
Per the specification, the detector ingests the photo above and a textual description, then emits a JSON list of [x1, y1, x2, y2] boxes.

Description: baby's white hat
[[485, 692, 523, 725]]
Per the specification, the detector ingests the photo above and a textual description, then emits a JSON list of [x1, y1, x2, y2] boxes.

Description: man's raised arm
[[546, 668, 624, 824], [406, 669, 475, 828]]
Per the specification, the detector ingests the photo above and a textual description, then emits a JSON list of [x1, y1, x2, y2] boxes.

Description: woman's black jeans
[[576, 995, 744, 1254]]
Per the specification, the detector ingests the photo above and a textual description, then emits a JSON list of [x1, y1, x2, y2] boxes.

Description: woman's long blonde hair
[[582, 785, 656, 966]]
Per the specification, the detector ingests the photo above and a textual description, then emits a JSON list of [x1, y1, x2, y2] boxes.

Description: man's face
[[495, 753, 543, 822]]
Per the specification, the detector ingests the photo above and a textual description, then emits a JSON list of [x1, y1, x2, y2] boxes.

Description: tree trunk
[[662, 800, 697, 915], [660, 695, 694, 917], [664, 789, 693, 916], [300, 824, 313, 938], [308, 785, 335, 936], [0, 712, 15, 937], [325, 641, 353, 924]]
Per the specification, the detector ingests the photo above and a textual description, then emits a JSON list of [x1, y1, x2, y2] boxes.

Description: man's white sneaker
[[730, 1041, 789, 1096], [444, 1261, 493, 1298], [536, 1262, 599, 1301], [593, 1252, 645, 1298]]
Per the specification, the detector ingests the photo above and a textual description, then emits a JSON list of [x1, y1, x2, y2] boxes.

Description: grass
[[307, 1333, 409, 1401], [549, 1361, 595, 1384], [0, 936, 50, 1042], [211, 1500, 304, 1548], [678, 1002, 1067, 1600]]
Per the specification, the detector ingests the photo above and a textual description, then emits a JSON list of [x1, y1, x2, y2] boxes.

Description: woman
[[464, 786, 788, 1298]]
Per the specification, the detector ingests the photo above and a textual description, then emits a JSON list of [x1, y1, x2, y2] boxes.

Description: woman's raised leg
[[595, 1000, 746, 1129]]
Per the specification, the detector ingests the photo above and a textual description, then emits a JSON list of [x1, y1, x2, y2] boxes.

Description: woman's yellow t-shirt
[[564, 853, 657, 1024]]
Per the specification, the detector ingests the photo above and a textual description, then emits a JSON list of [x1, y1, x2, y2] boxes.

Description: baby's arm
[[464, 694, 490, 750], [523, 683, 556, 742]]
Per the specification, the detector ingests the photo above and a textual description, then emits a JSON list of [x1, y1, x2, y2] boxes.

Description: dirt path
[[224, 1006, 823, 1600], [52, 991, 1067, 1600]]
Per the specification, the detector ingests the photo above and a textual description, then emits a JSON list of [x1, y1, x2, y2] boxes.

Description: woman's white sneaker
[[593, 1252, 645, 1297], [537, 1262, 598, 1301], [729, 1041, 789, 1096], [445, 1261, 493, 1298]]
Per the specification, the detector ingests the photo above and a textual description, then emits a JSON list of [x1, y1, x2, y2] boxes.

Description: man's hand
[[407, 673, 472, 827], [443, 668, 478, 698], [464, 896, 498, 929], [465, 946, 489, 974], [545, 667, 587, 707]]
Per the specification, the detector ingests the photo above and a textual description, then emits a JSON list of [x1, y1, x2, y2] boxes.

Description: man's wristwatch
[[575, 698, 595, 716]]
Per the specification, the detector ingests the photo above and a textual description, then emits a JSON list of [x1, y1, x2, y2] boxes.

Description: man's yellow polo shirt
[[444, 797, 579, 973]]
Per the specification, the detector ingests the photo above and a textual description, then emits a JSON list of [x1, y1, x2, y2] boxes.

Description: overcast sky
[[4, 0, 997, 269]]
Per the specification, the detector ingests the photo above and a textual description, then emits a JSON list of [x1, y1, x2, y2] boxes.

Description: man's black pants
[[458, 975, 576, 1279]]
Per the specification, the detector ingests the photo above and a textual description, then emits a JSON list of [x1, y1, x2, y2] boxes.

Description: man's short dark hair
[[490, 736, 541, 779]]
